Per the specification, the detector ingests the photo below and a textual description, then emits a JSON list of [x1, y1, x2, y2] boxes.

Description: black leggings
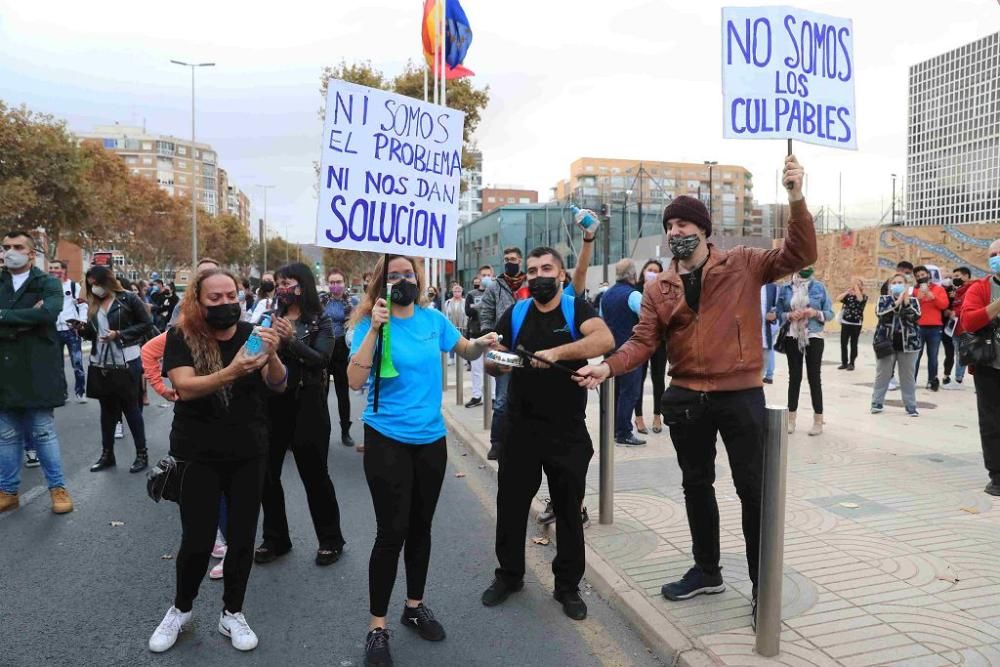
[[364, 425, 447, 618], [635, 344, 667, 418], [99, 358, 146, 452], [840, 325, 861, 366], [786, 338, 824, 414], [942, 334, 955, 377], [328, 337, 352, 429], [175, 456, 265, 614]]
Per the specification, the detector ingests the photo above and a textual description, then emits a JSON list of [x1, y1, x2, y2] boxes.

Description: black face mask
[[204, 303, 242, 330], [668, 233, 701, 259], [916, 276, 929, 285], [504, 262, 520, 277], [952, 278, 964, 288], [528, 276, 559, 303], [260, 280, 275, 293], [390, 280, 419, 307], [276, 287, 300, 311]]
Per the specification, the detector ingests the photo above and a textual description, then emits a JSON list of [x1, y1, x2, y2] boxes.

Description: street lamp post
[[704, 160, 718, 228], [256, 184, 275, 273], [623, 190, 632, 260], [891, 173, 897, 225], [170, 60, 215, 267]]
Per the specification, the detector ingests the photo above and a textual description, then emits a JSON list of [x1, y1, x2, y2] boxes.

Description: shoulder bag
[[146, 455, 186, 503], [958, 324, 996, 367], [85, 340, 138, 401]]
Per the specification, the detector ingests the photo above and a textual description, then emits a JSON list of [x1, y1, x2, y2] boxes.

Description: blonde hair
[[177, 268, 241, 381]]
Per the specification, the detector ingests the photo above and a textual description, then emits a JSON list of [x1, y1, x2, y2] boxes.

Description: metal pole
[[441, 352, 448, 390], [891, 174, 897, 225], [755, 405, 789, 658], [599, 376, 615, 525], [602, 205, 611, 283], [190, 66, 197, 266], [455, 354, 464, 405], [483, 371, 493, 430]]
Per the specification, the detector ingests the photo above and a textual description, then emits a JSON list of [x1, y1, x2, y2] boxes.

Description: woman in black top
[[255, 262, 346, 567], [633, 260, 667, 434], [838, 278, 867, 370], [81, 266, 154, 473], [148, 268, 286, 654]]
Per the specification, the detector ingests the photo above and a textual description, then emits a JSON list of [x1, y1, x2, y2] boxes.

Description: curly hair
[[177, 268, 241, 382]]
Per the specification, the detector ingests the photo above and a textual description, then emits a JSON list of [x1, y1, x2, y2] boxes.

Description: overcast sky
[[2, 0, 998, 243]]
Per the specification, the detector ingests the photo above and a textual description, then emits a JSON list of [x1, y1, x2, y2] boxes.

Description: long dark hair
[[275, 262, 322, 319]]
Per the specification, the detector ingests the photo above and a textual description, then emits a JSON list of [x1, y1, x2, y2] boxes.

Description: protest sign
[[721, 6, 857, 150], [315, 78, 466, 260]]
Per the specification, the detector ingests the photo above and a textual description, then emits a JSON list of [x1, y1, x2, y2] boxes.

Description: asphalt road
[[0, 362, 662, 667]]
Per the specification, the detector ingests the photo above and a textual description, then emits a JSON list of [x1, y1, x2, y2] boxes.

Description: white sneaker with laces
[[210, 558, 224, 580], [76, 394, 88, 404], [888, 378, 899, 391], [114, 422, 124, 439], [148, 606, 191, 653], [219, 610, 258, 651], [212, 530, 228, 559]]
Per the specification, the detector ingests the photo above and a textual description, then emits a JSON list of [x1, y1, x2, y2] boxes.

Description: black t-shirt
[[681, 265, 704, 313], [495, 298, 599, 428], [162, 322, 269, 462]]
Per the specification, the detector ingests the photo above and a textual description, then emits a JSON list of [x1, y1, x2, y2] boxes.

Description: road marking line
[[0, 484, 46, 520]]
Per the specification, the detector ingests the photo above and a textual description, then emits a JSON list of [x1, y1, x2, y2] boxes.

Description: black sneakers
[[487, 443, 501, 460], [400, 603, 445, 641], [465, 397, 483, 408], [481, 578, 524, 607], [985, 480, 1000, 497], [365, 628, 392, 667], [553, 590, 587, 620], [661, 566, 726, 601], [615, 434, 646, 447], [537, 500, 556, 525]]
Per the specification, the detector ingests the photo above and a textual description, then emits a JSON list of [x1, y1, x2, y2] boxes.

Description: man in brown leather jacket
[[576, 155, 816, 627]]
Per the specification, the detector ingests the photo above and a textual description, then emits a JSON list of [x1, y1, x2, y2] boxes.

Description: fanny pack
[[660, 385, 709, 426], [146, 455, 186, 503]]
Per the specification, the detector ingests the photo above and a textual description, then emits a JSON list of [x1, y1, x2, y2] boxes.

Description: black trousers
[[364, 425, 447, 618], [175, 456, 265, 614], [635, 345, 667, 418], [786, 338, 824, 414], [667, 387, 764, 585], [974, 366, 1000, 484], [328, 337, 352, 429], [260, 385, 345, 551], [98, 358, 146, 451], [496, 420, 592, 593], [942, 334, 955, 378], [840, 325, 861, 366]]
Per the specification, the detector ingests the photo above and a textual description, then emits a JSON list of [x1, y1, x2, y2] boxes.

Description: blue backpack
[[510, 293, 578, 351]]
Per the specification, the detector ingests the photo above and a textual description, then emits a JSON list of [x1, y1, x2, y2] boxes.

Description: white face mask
[[3, 249, 29, 270], [91, 285, 108, 298], [644, 271, 658, 283]]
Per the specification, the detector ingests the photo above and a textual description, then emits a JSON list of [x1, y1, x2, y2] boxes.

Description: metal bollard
[[599, 375, 615, 525], [483, 371, 493, 430], [441, 353, 448, 390], [455, 355, 464, 405], [755, 405, 789, 658]]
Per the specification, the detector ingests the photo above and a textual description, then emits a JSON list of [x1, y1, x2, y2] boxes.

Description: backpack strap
[[510, 293, 578, 351], [561, 292, 578, 341]]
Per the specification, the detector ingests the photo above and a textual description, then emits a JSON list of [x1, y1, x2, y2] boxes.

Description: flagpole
[[439, 0, 447, 288]]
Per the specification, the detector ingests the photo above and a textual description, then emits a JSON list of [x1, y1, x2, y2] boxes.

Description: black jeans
[[786, 338, 824, 414], [942, 334, 955, 378], [364, 425, 447, 618], [667, 387, 764, 585], [98, 358, 146, 452], [175, 456, 265, 613], [635, 345, 667, 418], [328, 337, 352, 429], [974, 366, 1000, 484], [840, 325, 861, 366], [260, 385, 345, 551], [496, 420, 592, 593]]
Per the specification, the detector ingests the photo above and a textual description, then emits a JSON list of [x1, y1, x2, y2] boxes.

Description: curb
[[443, 405, 717, 667]]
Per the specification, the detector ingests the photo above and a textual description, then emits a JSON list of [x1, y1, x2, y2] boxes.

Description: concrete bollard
[[599, 376, 616, 525]]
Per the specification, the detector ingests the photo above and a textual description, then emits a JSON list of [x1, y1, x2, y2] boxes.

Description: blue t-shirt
[[351, 306, 461, 444]]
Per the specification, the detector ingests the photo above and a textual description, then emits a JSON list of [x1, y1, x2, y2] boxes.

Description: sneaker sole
[[399, 617, 446, 642], [482, 582, 524, 607], [149, 624, 187, 653], [218, 622, 258, 651], [662, 583, 726, 601]]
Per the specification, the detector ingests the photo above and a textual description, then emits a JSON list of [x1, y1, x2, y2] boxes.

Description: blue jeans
[[915, 326, 942, 385], [614, 367, 643, 440], [0, 409, 66, 493], [763, 347, 776, 380], [58, 329, 86, 398], [490, 372, 511, 447]]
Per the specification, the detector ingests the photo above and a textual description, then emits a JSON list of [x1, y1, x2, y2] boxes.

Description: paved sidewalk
[[441, 339, 1000, 666]]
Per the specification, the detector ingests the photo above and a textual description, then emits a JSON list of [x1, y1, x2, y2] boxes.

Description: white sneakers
[[148, 606, 191, 653], [147, 607, 259, 652], [219, 610, 259, 651], [114, 422, 124, 439], [209, 558, 225, 580], [211, 531, 228, 559]]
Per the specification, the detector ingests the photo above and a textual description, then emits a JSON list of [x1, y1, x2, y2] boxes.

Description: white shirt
[[249, 298, 274, 324], [56, 279, 88, 331], [11, 271, 30, 292]]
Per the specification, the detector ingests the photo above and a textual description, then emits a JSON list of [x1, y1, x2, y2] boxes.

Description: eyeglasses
[[386, 272, 416, 282]]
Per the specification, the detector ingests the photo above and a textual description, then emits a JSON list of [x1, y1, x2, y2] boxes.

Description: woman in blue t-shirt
[[348, 254, 497, 667]]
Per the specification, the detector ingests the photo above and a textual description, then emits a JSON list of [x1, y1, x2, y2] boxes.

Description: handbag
[[85, 340, 138, 401], [958, 325, 997, 367], [146, 455, 186, 503], [660, 385, 709, 426], [872, 332, 895, 359], [772, 321, 791, 354]]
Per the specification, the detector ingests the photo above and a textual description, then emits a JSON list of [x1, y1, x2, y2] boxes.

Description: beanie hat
[[662, 195, 712, 238]]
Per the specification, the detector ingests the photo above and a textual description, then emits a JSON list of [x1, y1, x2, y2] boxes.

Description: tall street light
[[623, 189, 633, 259], [256, 184, 275, 273], [891, 173, 897, 225], [170, 60, 215, 267], [704, 161, 718, 228]]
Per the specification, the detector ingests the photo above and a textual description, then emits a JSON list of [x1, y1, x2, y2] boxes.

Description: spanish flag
[[422, 0, 474, 80]]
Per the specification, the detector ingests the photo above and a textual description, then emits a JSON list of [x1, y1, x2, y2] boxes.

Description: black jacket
[[277, 313, 334, 389], [82, 290, 154, 347]]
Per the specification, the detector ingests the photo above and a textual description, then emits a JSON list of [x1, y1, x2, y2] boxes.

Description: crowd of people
[[2, 151, 999, 667]]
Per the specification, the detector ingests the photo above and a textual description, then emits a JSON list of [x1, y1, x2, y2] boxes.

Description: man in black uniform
[[480, 246, 614, 620]]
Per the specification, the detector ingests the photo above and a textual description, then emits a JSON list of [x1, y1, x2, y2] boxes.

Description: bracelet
[[351, 358, 373, 370], [266, 364, 288, 387], [583, 235, 595, 243]]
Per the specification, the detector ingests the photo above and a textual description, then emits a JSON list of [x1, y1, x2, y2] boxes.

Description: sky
[[1, 0, 999, 244]]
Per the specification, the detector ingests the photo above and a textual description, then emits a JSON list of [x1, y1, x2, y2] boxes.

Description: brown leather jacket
[[606, 199, 817, 392]]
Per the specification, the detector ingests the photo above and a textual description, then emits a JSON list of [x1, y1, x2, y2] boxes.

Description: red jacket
[[959, 277, 997, 335], [912, 282, 950, 326], [952, 282, 972, 315]]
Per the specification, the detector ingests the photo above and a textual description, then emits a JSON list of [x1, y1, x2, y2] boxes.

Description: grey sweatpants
[[872, 351, 918, 412]]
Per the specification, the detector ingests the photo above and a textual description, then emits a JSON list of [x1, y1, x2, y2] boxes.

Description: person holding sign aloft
[[575, 155, 816, 630], [347, 255, 498, 667]]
